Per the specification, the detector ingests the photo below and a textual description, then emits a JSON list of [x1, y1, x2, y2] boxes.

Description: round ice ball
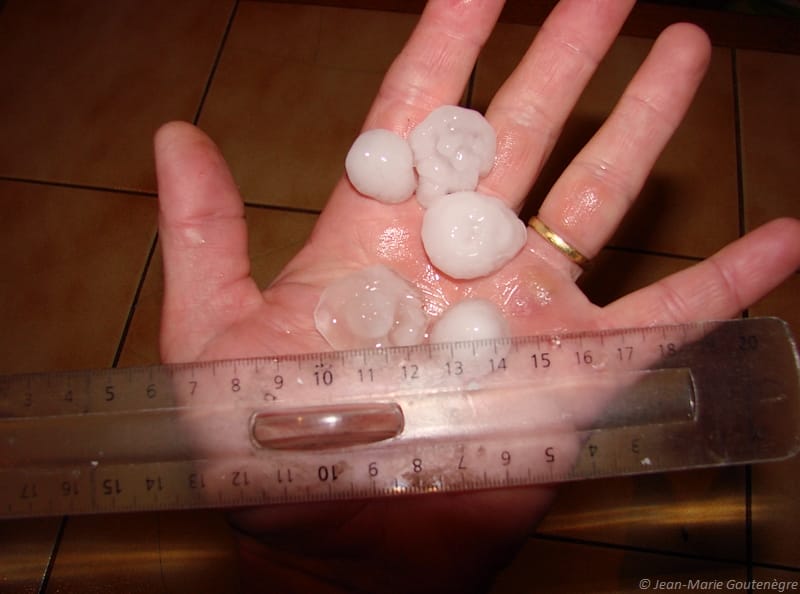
[[429, 299, 510, 344], [345, 129, 416, 204], [421, 191, 527, 279]]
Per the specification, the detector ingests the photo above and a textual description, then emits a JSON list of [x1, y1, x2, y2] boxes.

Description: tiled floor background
[[0, 1, 798, 592]]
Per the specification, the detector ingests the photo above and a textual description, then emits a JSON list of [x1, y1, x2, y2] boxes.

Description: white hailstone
[[409, 105, 496, 207], [421, 191, 527, 280], [345, 129, 416, 203], [314, 265, 428, 349], [429, 299, 510, 344]]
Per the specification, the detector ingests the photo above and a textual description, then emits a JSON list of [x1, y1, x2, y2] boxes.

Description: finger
[[601, 218, 800, 328], [363, 0, 505, 134], [529, 23, 711, 270], [481, 0, 636, 208], [154, 121, 262, 362]]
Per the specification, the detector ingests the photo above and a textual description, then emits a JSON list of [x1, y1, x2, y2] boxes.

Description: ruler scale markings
[[0, 318, 797, 518]]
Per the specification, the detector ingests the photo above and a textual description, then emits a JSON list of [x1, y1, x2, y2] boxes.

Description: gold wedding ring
[[528, 216, 589, 267]]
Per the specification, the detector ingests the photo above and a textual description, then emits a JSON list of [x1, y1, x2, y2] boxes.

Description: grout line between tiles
[[242, 201, 321, 216], [465, 65, 477, 109], [0, 175, 157, 198], [111, 231, 160, 368], [751, 560, 800, 574], [602, 244, 704, 263], [531, 532, 751, 568], [731, 49, 754, 591], [37, 516, 68, 594], [731, 49, 747, 240], [192, 0, 240, 125]]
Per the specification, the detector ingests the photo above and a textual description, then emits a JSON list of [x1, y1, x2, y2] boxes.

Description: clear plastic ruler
[[1, 317, 798, 518]]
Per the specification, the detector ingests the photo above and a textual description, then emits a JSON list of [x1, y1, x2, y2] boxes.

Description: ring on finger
[[528, 216, 589, 267]]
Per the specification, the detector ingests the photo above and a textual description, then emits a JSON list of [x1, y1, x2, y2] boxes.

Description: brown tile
[[539, 468, 747, 561], [45, 515, 160, 592], [45, 511, 240, 594], [578, 248, 695, 306], [0, 518, 63, 594], [198, 2, 416, 210], [737, 51, 800, 568], [0, 0, 234, 192], [752, 451, 800, 570], [0, 181, 157, 373], [751, 568, 800, 592], [749, 276, 800, 569], [490, 536, 746, 594], [158, 511, 241, 593], [316, 6, 418, 72], [750, 272, 800, 337], [737, 50, 800, 231], [118, 206, 317, 367], [474, 29, 739, 258]]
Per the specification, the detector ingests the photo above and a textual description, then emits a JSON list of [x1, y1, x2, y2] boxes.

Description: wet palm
[[154, 1, 800, 592]]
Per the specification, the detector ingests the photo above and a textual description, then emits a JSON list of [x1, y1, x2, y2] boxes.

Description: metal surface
[[0, 317, 798, 519]]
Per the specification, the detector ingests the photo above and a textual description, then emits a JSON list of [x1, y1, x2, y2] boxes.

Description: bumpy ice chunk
[[421, 191, 527, 279], [429, 299, 510, 344], [314, 265, 428, 349], [409, 105, 496, 207], [345, 129, 416, 204]]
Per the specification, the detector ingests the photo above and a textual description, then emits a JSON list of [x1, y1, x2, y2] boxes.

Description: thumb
[[154, 121, 261, 362]]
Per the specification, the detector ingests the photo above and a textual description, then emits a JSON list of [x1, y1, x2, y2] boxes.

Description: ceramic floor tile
[[749, 277, 800, 570], [578, 248, 695, 307], [316, 5, 419, 72], [538, 468, 747, 562], [118, 206, 317, 367], [490, 536, 746, 594], [0, 518, 63, 594], [752, 451, 800, 570], [737, 49, 800, 230], [198, 2, 415, 211], [0, 0, 234, 192], [751, 568, 800, 592], [45, 511, 240, 594], [44, 514, 163, 593], [750, 272, 799, 337], [157, 511, 241, 593], [474, 28, 740, 259], [0, 180, 157, 374]]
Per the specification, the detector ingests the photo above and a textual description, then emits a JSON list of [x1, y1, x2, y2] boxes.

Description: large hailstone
[[314, 265, 428, 349], [421, 191, 527, 280], [429, 299, 510, 344], [409, 105, 496, 207], [345, 129, 417, 203]]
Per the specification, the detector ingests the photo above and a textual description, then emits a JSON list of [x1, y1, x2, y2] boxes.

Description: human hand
[[154, 0, 800, 592]]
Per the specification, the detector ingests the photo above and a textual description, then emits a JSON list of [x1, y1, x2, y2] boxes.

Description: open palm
[[154, 1, 800, 592]]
